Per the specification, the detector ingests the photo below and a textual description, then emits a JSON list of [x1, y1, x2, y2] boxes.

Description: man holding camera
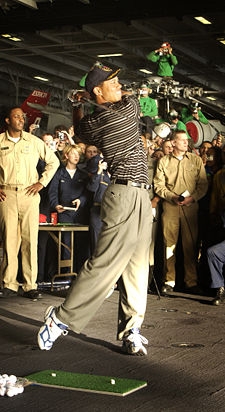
[[53, 125, 75, 165], [154, 130, 208, 293], [168, 109, 191, 139], [147, 42, 178, 78]]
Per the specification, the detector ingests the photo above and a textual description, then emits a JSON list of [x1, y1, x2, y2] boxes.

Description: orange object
[[39, 214, 47, 223], [51, 213, 57, 225]]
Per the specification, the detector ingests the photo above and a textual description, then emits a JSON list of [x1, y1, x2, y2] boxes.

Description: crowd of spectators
[[32, 109, 225, 305], [1, 97, 225, 305], [143, 124, 225, 302], [34, 125, 111, 286]]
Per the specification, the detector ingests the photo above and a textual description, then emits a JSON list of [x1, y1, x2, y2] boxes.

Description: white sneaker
[[122, 328, 148, 356], [38, 306, 68, 350]]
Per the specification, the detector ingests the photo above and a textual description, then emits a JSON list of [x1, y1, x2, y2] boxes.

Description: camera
[[207, 155, 214, 162], [169, 109, 179, 120], [49, 141, 57, 151], [170, 124, 177, 130], [158, 48, 169, 56], [57, 131, 65, 141], [190, 102, 201, 114]]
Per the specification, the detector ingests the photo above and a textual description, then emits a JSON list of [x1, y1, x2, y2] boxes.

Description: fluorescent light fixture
[[139, 69, 153, 74], [206, 96, 216, 101], [194, 16, 212, 25], [1, 34, 22, 41], [10, 37, 22, 42], [97, 53, 123, 57], [34, 76, 49, 82]]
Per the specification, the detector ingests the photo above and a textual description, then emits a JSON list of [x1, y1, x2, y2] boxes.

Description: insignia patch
[[101, 66, 112, 72]]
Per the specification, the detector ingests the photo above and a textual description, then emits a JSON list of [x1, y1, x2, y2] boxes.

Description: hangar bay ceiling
[[0, 0, 224, 119]]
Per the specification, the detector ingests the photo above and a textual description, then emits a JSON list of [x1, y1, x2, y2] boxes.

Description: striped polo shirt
[[77, 94, 149, 184]]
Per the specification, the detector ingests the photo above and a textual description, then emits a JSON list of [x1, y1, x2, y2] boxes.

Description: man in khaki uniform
[[0, 107, 59, 299], [154, 130, 208, 293]]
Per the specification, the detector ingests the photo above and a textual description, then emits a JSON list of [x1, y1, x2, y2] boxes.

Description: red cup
[[51, 212, 57, 225], [39, 213, 47, 223]]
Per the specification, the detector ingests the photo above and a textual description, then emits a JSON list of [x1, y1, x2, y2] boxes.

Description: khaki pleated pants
[[57, 182, 152, 340], [0, 188, 40, 291], [162, 201, 198, 288]]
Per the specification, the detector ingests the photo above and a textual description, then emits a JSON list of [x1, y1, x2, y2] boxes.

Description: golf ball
[[8, 375, 17, 384], [51, 373, 56, 377], [0, 387, 6, 396], [6, 388, 16, 397], [111, 379, 115, 385]]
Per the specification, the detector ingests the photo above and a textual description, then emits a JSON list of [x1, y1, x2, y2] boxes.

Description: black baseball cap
[[85, 63, 120, 94], [86, 154, 101, 174]]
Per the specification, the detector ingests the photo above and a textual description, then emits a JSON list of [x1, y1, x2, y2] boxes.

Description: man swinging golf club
[[38, 63, 152, 356]]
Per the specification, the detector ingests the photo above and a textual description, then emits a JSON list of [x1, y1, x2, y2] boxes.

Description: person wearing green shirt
[[147, 42, 178, 78], [138, 84, 158, 136], [139, 87, 158, 117], [79, 73, 95, 114], [79, 74, 87, 88], [168, 109, 191, 139], [181, 102, 208, 125], [157, 110, 191, 140]]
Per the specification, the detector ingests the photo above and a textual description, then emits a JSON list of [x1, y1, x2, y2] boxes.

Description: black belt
[[113, 179, 151, 190]]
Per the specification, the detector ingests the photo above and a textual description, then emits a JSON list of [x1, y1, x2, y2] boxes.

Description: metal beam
[[0, 65, 72, 92], [13, 0, 38, 9], [82, 24, 146, 59], [38, 31, 131, 82], [0, 36, 90, 74], [0, 52, 80, 82]]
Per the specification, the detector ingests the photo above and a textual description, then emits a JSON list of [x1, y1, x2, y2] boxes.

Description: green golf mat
[[24, 370, 147, 397]]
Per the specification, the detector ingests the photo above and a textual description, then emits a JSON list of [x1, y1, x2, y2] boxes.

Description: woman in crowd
[[48, 144, 91, 273]]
